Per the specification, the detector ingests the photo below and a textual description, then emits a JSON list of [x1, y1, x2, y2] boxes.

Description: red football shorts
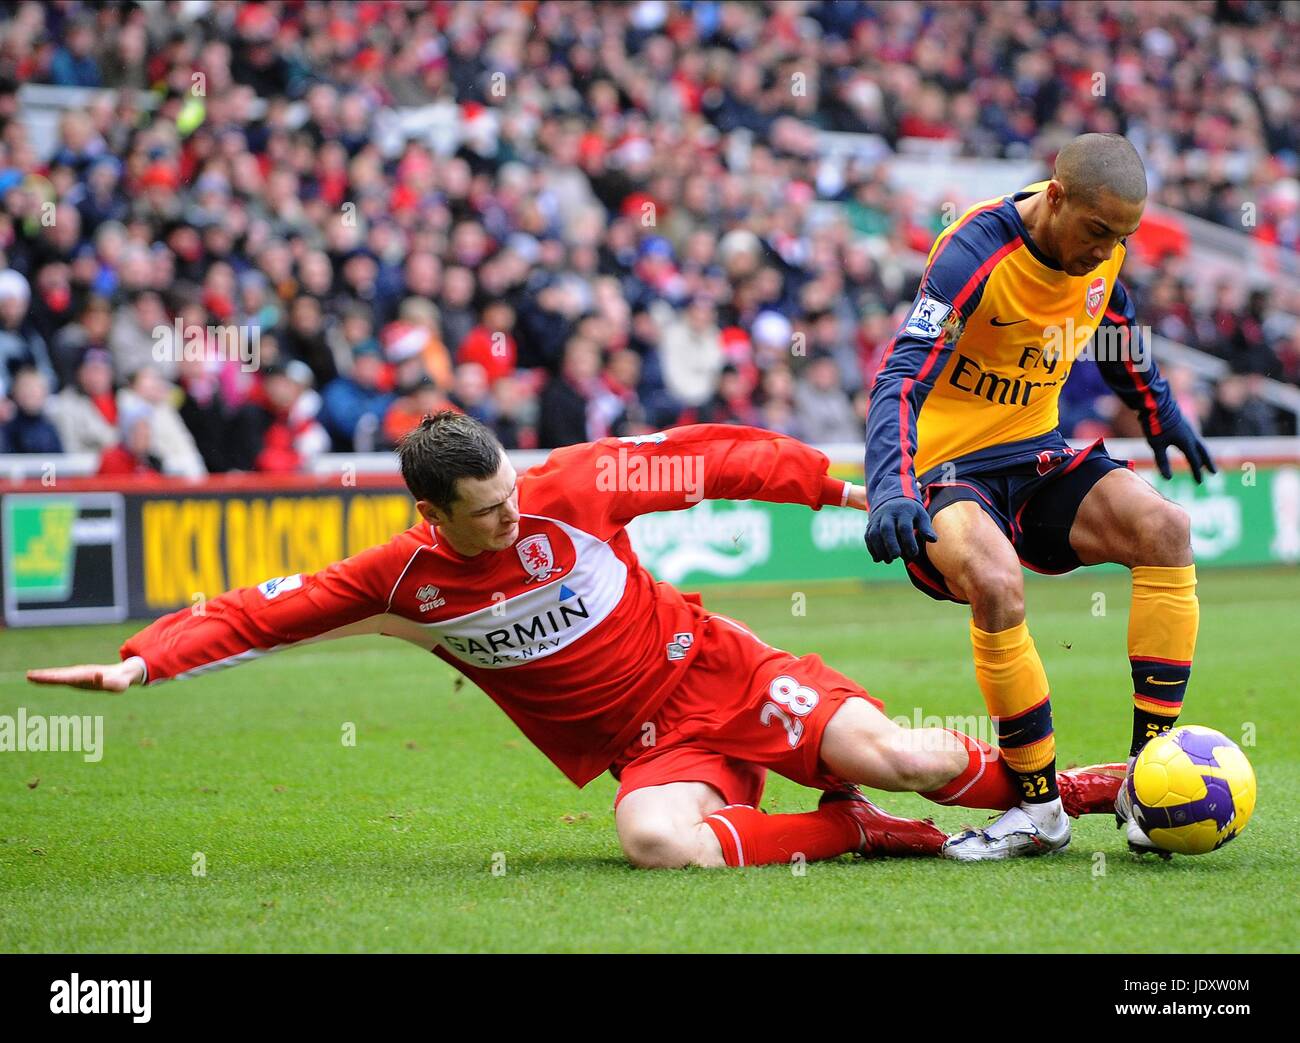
[[610, 610, 884, 809]]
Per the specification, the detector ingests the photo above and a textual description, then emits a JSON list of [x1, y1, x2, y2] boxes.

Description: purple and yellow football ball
[[1129, 726, 1257, 855]]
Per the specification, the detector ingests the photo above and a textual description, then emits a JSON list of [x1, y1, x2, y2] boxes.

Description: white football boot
[[1115, 756, 1169, 858], [941, 801, 1071, 861]]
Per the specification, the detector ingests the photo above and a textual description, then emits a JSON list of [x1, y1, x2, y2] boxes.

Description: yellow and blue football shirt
[[865, 181, 1180, 507]]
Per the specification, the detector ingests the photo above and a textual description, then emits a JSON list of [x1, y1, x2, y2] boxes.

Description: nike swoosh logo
[[990, 316, 1027, 327], [1146, 676, 1186, 686]]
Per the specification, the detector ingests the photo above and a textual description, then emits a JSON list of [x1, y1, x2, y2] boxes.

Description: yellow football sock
[[970, 620, 1057, 801], [1129, 564, 1198, 756]]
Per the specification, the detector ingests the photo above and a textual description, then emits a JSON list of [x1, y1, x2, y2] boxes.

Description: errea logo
[[416, 584, 446, 612]]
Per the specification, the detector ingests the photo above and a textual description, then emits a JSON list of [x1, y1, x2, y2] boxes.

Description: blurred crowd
[[1, 0, 1298, 473]]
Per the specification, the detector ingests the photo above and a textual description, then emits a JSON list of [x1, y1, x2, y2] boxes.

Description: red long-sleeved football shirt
[[120, 425, 848, 787]]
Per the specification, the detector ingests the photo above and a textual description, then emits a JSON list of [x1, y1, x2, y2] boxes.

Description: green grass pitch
[[1, 566, 1296, 953]]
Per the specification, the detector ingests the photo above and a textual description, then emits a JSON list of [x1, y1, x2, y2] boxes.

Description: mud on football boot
[[818, 786, 946, 858], [941, 803, 1071, 861]]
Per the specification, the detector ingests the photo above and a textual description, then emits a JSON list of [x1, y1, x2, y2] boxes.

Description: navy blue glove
[[864, 497, 937, 564], [1147, 416, 1216, 483]]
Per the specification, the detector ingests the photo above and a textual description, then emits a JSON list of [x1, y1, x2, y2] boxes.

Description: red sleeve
[[119, 529, 424, 684], [521, 425, 847, 540]]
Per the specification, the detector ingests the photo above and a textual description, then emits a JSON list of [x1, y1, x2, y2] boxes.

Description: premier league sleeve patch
[[904, 293, 954, 339]]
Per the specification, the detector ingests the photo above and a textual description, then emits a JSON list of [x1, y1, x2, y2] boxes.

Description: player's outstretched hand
[[864, 497, 937, 563], [1147, 416, 1216, 484], [26, 661, 144, 693]]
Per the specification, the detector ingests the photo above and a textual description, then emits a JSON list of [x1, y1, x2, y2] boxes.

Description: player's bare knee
[[1133, 502, 1192, 566], [962, 564, 1024, 624], [620, 820, 694, 870]]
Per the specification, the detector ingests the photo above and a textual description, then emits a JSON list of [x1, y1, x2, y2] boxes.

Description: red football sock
[[703, 804, 861, 867], [919, 729, 1020, 811]]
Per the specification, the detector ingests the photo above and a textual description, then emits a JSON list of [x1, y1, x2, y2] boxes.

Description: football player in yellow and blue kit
[[864, 134, 1214, 860]]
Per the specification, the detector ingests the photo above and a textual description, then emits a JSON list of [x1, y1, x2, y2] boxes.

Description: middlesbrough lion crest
[[517, 534, 560, 582]]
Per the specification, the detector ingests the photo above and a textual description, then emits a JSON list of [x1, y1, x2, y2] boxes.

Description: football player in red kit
[[29, 413, 1121, 868]]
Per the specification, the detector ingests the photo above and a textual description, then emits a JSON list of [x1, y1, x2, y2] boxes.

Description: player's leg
[[615, 780, 729, 869], [1068, 467, 1197, 754], [924, 500, 1069, 857], [821, 691, 982, 790], [698, 783, 943, 867], [1066, 466, 1197, 851], [817, 694, 1119, 818], [684, 611, 1113, 863], [634, 616, 948, 867], [614, 753, 904, 869]]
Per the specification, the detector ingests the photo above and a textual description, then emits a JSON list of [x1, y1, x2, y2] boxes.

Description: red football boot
[[818, 786, 946, 858], [1058, 763, 1127, 818]]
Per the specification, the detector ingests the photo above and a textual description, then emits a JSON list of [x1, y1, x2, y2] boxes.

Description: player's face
[[445, 455, 521, 554], [1054, 186, 1144, 276]]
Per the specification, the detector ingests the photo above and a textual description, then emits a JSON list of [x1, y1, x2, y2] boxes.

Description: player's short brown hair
[[397, 411, 504, 513], [1055, 133, 1147, 206]]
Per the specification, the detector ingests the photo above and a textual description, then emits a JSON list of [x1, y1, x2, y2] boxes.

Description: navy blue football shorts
[[904, 437, 1131, 604]]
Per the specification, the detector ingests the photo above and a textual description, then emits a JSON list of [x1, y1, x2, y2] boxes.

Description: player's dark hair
[[397, 411, 504, 514], [1055, 133, 1147, 206]]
